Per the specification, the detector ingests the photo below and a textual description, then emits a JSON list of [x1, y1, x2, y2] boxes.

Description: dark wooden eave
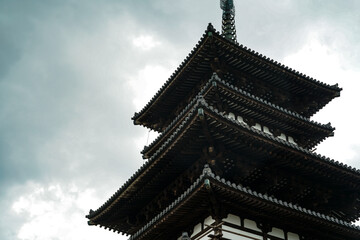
[[101, 168, 360, 240], [142, 73, 335, 157], [132, 24, 342, 130], [87, 99, 360, 232], [129, 169, 360, 240]]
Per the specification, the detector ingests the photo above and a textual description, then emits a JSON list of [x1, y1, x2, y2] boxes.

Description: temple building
[[86, 1, 360, 239]]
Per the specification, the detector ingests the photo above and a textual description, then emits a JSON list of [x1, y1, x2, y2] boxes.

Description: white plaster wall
[[224, 214, 241, 226], [191, 223, 202, 238], [222, 225, 262, 240], [244, 219, 261, 232], [179, 214, 300, 240], [268, 227, 285, 239], [204, 216, 214, 227], [195, 216, 214, 240], [288, 232, 300, 240]]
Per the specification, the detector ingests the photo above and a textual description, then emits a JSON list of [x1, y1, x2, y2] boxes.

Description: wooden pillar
[[212, 219, 223, 240], [257, 222, 271, 240]]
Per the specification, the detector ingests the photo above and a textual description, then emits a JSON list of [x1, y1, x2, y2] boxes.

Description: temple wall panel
[[243, 219, 261, 232], [224, 214, 241, 226], [268, 227, 284, 239], [287, 232, 300, 240], [192, 223, 202, 237], [181, 214, 301, 240], [222, 226, 262, 240]]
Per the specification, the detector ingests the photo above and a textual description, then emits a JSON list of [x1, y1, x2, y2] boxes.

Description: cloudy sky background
[[1, 1, 359, 239]]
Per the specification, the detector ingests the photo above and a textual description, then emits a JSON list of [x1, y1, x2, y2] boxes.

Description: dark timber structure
[[87, 1, 360, 239]]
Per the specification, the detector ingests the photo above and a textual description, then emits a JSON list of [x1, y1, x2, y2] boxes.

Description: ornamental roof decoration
[[220, 0, 237, 42]]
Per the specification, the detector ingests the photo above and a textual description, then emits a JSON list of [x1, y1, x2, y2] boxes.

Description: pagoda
[[86, 1, 360, 239]]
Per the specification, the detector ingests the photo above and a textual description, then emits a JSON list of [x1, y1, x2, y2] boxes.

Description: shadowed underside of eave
[[91, 168, 360, 240], [87, 100, 360, 234], [141, 74, 336, 158]]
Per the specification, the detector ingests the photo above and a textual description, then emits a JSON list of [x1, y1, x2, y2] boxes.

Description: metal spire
[[220, 0, 237, 43]]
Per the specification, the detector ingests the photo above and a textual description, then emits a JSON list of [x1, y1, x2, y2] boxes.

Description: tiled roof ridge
[[143, 72, 333, 158], [90, 97, 359, 223], [88, 94, 359, 221], [205, 101, 360, 175], [211, 25, 342, 92], [211, 73, 335, 131], [133, 23, 341, 123], [128, 167, 210, 240], [132, 26, 212, 122], [129, 165, 360, 240], [141, 77, 217, 155]]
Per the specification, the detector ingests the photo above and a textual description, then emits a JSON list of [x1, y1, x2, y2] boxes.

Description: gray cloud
[[1, 0, 359, 239], [1, 1, 137, 185]]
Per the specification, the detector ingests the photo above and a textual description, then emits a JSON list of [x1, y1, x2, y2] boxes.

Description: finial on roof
[[220, 0, 237, 43], [203, 164, 213, 175], [207, 22, 215, 31]]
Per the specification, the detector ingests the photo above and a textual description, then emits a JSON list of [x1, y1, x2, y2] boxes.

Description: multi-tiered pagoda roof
[[133, 24, 341, 131], [87, 23, 360, 240]]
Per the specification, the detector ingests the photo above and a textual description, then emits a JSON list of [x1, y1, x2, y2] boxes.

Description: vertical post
[[257, 222, 271, 240], [212, 219, 223, 240]]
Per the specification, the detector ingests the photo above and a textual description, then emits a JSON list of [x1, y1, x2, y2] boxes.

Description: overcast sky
[[1, 1, 359, 239]]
